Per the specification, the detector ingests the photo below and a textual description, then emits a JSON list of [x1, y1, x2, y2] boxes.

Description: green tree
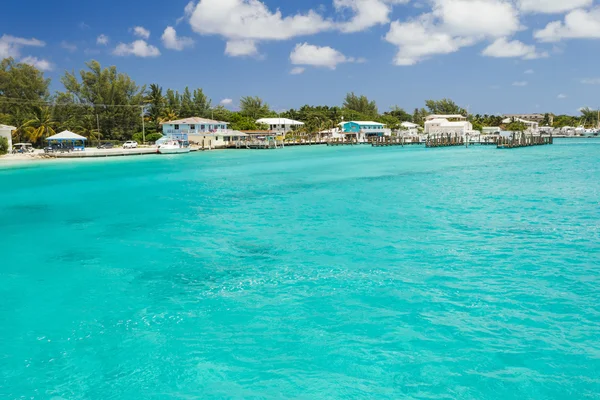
[[343, 92, 377, 116], [165, 89, 181, 116], [180, 87, 194, 118], [61, 60, 145, 140], [0, 136, 8, 155], [505, 120, 527, 132], [25, 106, 57, 145], [240, 96, 270, 119], [145, 84, 164, 130], [425, 98, 467, 116], [192, 89, 211, 118], [0, 57, 50, 116]]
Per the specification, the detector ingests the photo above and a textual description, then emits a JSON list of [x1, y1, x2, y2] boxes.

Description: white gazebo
[[46, 131, 87, 151]]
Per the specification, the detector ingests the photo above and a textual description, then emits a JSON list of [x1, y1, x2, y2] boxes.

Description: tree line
[[0, 57, 596, 148]]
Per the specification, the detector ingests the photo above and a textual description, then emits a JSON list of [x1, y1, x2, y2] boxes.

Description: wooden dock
[[326, 139, 359, 146], [371, 137, 423, 147], [48, 148, 160, 158], [497, 134, 553, 149]]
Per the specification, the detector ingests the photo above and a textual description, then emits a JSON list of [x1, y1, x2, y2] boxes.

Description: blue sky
[[2, 0, 600, 115]]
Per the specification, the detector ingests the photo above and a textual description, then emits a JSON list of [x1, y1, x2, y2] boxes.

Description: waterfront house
[[161, 117, 229, 138], [503, 113, 552, 125], [501, 117, 539, 134], [256, 118, 304, 134], [424, 114, 475, 136], [399, 122, 420, 135], [0, 124, 16, 151], [338, 121, 391, 142], [482, 126, 501, 135]]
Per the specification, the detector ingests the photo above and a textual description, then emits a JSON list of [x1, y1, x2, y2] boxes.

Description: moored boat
[[157, 140, 191, 154]]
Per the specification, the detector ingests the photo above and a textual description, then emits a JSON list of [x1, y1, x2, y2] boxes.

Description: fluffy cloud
[[225, 40, 258, 56], [186, 0, 408, 56], [535, 8, 600, 42], [385, 0, 522, 65], [113, 40, 161, 57], [512, 81, 528, 86], [290, 43, 357, 69], [97, 34, 109, 45], [290, 67, 305, 75], [162, 27, 194, 50], [133, 26, 151, 39], [519, 0, 593, 14], [524, 69, 534, 74], [482, 37, 548, 59], [20, 56, 53, 71], [334, 0, 409, 33], [220, 98, 233, 105], [0, 34, 45, 59], [557, 93, 567, 98], [384, 17, 475, 65]]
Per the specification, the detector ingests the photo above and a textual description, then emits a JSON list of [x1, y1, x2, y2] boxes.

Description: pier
[[370, 136, 422, 147], [497, 134, 553, 149], [426, 133, 466, 148], [47, 148, 161, 158]]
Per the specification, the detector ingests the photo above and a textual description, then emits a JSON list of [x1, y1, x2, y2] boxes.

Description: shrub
[[0, 137, 9, 155]]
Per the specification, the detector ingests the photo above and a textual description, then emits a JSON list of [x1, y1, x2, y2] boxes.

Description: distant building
[[501, 117, 539, 133], [338, 121, 391, 142], [399, 122, 420, 135], [503, 113, 552, 125], [424, 115, 475, 136], [0, 124, 15, 151], [160, 117, 229, 138], [256, 118, 304, 134], [482, 126, 501, 135]]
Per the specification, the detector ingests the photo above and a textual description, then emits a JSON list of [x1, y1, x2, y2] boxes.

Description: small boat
[[157, 140, 190, 154]]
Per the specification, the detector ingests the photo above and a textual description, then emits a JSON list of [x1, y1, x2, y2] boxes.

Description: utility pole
[[96, 113, 101, 147], [141, 105, 145, 143]]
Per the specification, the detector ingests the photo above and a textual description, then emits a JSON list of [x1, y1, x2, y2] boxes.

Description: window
[[174, 124, 179, 130], [190, 125, 196, 130], [201, 125, 205, 130]]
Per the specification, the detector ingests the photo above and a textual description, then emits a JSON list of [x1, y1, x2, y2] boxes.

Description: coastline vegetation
[[0, 57, 596, 147]]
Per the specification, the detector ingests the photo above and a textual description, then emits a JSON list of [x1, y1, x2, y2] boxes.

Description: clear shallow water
[[1, 140, 599, 399]]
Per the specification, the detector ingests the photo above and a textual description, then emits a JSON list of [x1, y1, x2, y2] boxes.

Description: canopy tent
[[46, 131, 87, 151]]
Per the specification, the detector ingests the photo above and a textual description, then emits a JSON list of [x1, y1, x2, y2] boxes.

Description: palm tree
[[9, 109, 33, 144], [159, 108, 178, 124], [25, 107, 57, 146]]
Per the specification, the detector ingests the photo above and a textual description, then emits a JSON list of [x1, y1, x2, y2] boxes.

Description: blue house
[[160, 117, 229, 140], [338, 121, 389, 141]]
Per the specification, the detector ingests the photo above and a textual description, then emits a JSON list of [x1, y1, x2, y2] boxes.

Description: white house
[[501, 117, 539, 134], [424, 115, 474, 136], [0, 124, 15, 152], [338, 121, 392, 142], [161, 117, 229, 137], [482, 126, 501, 135], [256, 118, 304, 134], [399, 122, 420, 135]]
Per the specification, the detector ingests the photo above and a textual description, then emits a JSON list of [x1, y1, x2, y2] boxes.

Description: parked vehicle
[[12, 143, 34, 154], [123, 141, 138, 149], [97, 142, 114, 149], [44, 143, 72, 153]]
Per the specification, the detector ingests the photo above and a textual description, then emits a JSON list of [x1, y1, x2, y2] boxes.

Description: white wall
[[0, 127, 13, 152]]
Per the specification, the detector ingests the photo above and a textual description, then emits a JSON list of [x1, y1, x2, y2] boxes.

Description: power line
[[0, 96, 145, 108]]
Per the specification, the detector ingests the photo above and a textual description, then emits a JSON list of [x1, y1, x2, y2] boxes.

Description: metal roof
[[46, 131, 87, 140], [160, 117, 229, 125], [256, 118, 304, 125]]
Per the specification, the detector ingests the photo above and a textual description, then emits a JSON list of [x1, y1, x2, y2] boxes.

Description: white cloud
[[581, 78, 600, 84], [524, 69, 534, 74], [97, 34, 109, 45], [385, 0, 522, 65], [535, 8, 600, 42], [220, 98, 233, 105], [385, 17, 475, 65], [0, 34, 45, 59], [133, 26, 151, 39], [557, 93, 567, 99], [113, 40, 160, 57], [225, 40, 258, 57], [433, 0, 521, 38], [519, 0, 593, 14], [20, 56, 53, 71], [482, 37, 548, 59], [334, 0, 409, 33], [290, 43, 356, 69], [512, 81, 528, 86], [290, 67, 306, 75], [61, 41, 77, 52], [161, 27, 194, 50]]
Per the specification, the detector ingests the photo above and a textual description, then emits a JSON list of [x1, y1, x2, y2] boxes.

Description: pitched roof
[[160, 117, 229, 125], [256, 118, 304, 125], [338, 121, 385, 126], [0, 124, 17, 130], [46, 131, 87, 140]]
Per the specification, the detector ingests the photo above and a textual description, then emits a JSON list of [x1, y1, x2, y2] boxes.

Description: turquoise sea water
[[1, 140, 599, 399]]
